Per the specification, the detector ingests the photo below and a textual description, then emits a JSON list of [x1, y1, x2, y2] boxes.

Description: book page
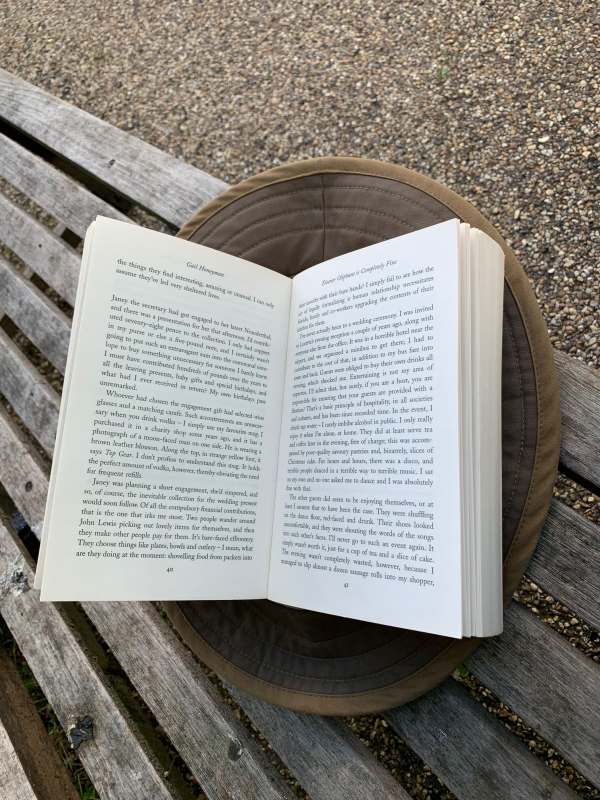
[[268, 220, 463, 637], [39, 217, 291, 601]]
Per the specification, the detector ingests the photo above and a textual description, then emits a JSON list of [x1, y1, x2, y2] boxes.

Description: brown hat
[[164, 157, 560, 715]]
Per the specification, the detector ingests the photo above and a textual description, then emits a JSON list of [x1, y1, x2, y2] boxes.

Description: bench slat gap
[[555, 350, 600, 492], [0, 519, 181, 800], [0, 328, 59, 455], [0, 132, 130, 237], [386, 678, 577, 800], [0, 255, 71, 373], [0, 192, 79, 305], [466, 600, 600, 787]]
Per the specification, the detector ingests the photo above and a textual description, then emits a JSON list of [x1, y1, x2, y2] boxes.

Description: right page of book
[[268, 220, 464, 637]]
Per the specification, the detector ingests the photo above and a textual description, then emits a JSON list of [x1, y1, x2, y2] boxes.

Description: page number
[[344, 582, 349, 588], [166, 567, 174, 573]]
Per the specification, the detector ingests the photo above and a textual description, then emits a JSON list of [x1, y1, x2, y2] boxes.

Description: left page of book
[[37, 217, 291, 601]]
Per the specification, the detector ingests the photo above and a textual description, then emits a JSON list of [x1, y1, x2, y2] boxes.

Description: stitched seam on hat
[[503, 308, 526, 524], [337, 184, 448, 216], [237, 225, 382, 258], [500, 277, 552, 587], [196, 602, 430, 672], [178, 610, 432, 683], [172, 601, 472, 699], [189, 186, 322, 241], [215, 204, 419, 250], [238, 603, 430, 660], [180, 160, 474, 246], [187, 181, 444, 244], [200, 162, 455, 248]]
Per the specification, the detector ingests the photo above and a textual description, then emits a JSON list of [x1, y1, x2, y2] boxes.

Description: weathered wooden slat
[[3, 365, 413, 799], [528, 499, 600, 631], [0, 132, 129, 237], [0, 721, 38, 800], [0, 648, 79, 800], [0, 520, 179, 800], [0, 68, 227, 227], [226, 685, 411, 800], [3, 332, 598, 793], [386, 678, 576, 800], [467, 601, 600, 788], [555, 349, 600, 491], [2, 370, 412, 800], [0, 405, 48, 536], [84, 603, 293, 800], [0, 256, 71, 372], [0, 328, 59, 454], [1, 406, 411, 800], [0, 192, 79, 305], [0, 142, 595, 797]]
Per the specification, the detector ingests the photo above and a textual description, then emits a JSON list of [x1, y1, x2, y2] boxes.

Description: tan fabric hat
[[164, 157, 560, 715]]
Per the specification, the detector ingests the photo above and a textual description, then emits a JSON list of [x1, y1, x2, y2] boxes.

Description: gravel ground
[[0, 0, 598, 367], [0, 2, 599, 799]]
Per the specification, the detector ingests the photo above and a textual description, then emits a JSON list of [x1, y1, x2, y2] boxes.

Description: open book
[[35, 216, 504, 639]]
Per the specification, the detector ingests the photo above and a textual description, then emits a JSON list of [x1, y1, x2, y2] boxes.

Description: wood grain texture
[[0, 413, 295, 798], [0, 192, 80, 305], [467, 601, 600, 787], [0, 405, 49, 536], [0, 720, 38, 800], [0, 68, 227, 227], [84, 602, 293, 800], [0, 256, 71, 372], [226, 684, 411, 800], [555, 349, 600, 491], [386, 678, 576, 800], [0, 648, 79, 800], [0, 132, 129, 237], [529, 499, 600, 630], [1, 329, 597, 796], [2, 411, 410, 800], [0, 328, 59, 454], [0, 520, 178, 800], [0, 371, 415, 799]]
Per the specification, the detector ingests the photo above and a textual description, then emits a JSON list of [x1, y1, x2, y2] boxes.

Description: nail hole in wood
[[228, 737, 243, 761]]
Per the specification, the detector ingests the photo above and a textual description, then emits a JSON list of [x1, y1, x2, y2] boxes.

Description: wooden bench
[[0, 67, 598, 800]]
